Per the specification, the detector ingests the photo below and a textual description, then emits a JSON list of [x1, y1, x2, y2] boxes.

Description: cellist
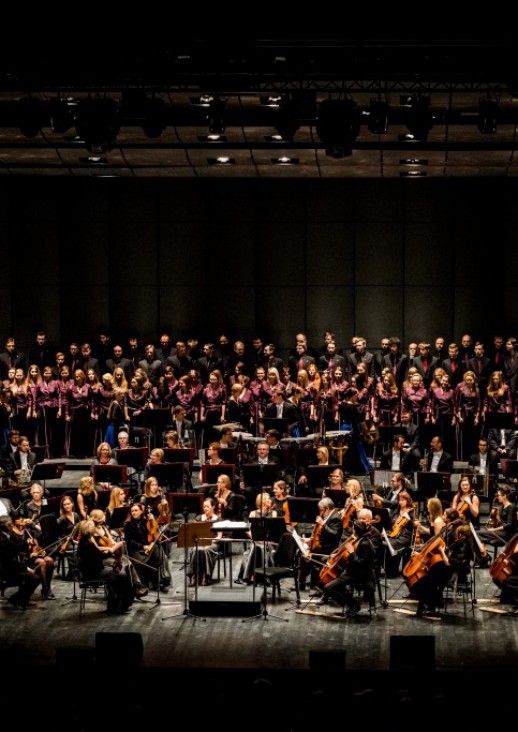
[[299, 497, 342, 591], [316, 508, 380, 616]]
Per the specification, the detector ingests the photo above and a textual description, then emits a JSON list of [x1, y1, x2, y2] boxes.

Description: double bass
[[489, 533, 518, 587]]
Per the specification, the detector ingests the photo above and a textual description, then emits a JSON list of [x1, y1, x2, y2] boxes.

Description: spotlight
[[479, 99, 498, 134], [368, 100, 389, 134], [207, 98, 225, 134], [405, 96, 433, 141], [18, 97, 46, 137], [75, 99, 120, 154], [316, 99, 359, 158]]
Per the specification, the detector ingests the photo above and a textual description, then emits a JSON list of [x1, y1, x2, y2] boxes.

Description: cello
[[489, 532, 518, 588], [318, 535, 360, 587], [402, 532, 446, 590]]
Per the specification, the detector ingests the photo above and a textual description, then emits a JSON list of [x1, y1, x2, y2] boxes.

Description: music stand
[[263, 418, 292, 437], [285, 497, 320, 525], [219, 447, 237, 464], [163, 448, 194, 470], [139, 409, 173, 447], [30, 461, 66, 492], [167, 492, 204, 518], [92, 464, 128, 486], [307, 465, 336, 493], [370, 506, 392, 532], [378, 426, 401, 449], [147, 462, 185, 490], [241, 463, 280, 489], [107, 506, 131, 529], [415, 471, 450, 498], [243, 515, 288, 624], [162, 519, 210, 622], [201, 463, 236, 488], [322, 488, 347, 508], [114, 448, 149, 471], [500, 459, 518, 482]]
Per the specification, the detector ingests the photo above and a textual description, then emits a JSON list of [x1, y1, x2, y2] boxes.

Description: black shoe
[[234, 578, 244, 585], [315, 596, 328, 607], [7, 596, 28, 610], [135, 586, 149, 599]]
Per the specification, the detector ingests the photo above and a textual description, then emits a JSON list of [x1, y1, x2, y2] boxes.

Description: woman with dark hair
[[452, 474, 480, 528], [56, 365, 72, 457], [175, 374, 199, 424], [187, 496, 220, 586], [153, 365, 179, 411]]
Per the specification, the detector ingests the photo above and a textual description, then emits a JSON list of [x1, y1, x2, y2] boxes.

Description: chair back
[[273, 532, 299, 567], [231, 494, 246, 521], [39, 512, 60, 548]]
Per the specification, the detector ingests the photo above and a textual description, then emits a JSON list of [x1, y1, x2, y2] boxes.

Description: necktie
[[451, 361, 456, 373], [422, 358, 428, 372], [495, 353, 500, 366], [477, 359, 481, 373], [299, 358, 304, 370]]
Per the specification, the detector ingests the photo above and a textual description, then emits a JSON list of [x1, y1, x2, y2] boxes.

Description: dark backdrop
[[0, 177, 514, 357]]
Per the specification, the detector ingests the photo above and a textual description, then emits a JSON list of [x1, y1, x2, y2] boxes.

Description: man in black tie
[[413, 343, 439, 388], [382, 337, 408, 389], [424, 436, 454, 473], [263, 343, 284, 374], [264, 390, 298, 432], [318, 341, 347, 376], [441, 343, 465, 387], [0, 338, 25, 380], [468, 342, 491, 396], [171, 405, 194, 445], [371, 472, 411, 520], [379, 434, 417, 477]]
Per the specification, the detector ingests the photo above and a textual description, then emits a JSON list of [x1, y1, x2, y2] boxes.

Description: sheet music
[[212, 520, 249, 530], [381, 528, 397, 557], [292, 527, 310, 558]]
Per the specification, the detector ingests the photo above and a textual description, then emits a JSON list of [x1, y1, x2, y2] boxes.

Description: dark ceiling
[[1, 38, 518, 178]]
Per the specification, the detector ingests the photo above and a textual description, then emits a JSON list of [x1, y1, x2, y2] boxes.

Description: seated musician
[[452, 475, 480, 528], [143, 448, 165, 481], [19, 482, 47, 533], [415, 497, 445, 539], [135, 476, 172, 588], [478, 485, 517, 547], [77, 510, 135, 614], [164, 430, 180, 448], [316, 508, 381, 616], [468, 437, 499, 477], [339, 478, 365, 541], [187, 497, 221, 587], [0, 515, 41, 609], [422, 435, 454, 473], [383, 491, 416, 578], [296, 446, 337, 496], [300, 497, 342, 591], [271, 479, 291, 523], [412, 508, 472, 617], [235, 492, 278, 585], [199, 442, 224, 486], [379, 434, 417, 477], [9, 509, 55, 600], [8, 435, 37, 489], [323, 468, 346, 495], [239, 441, 280, 510], [496, 533, 518, 615], [371, 472, 411, 521], [122, 502, 163, 595], [106, 486, 129, 529]]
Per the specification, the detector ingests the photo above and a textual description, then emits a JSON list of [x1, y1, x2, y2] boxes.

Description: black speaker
[[308, 649, 346, 671], [95, 632, 144, 667], [390, 635, 435, 670]]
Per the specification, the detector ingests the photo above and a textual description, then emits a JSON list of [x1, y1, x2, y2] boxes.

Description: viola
[[402, 533, 446, 590], [318, 535, 360, 587], [389, 511, 413, 538], [157, 491, 171, 525], [489, 532, 518, 587]]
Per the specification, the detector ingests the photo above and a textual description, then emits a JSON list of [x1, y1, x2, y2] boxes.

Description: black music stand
[[30, 461, 65, 492], [163, 448, 194, 470], [167, 492, 204, 518], [415, 471, 450, 498], [107, 506, 130, 530], [241, 463, 280, 490], [322, 488, 347, 508], [162, 515, 208, 622], [92, 464, 127, 486], [147, 462, 185, 491], [139, 409, 173, 448], [201, 463, 236, 488], [370, 506, 392, 532], [263, 418, 292, 437], [285, 497, 320, 525], [307, 465, 337, 494], [219, 447, 237, 464], [114, 447, 149, 471]]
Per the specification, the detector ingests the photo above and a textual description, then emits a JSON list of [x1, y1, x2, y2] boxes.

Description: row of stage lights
[[10, 93, 503, 158]]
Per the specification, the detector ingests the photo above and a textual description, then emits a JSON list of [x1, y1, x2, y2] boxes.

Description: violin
[[341, 499, 356, 531], [146, 507, 160, 543], [157, 489, 171, 525], [389, 509, 414, 538], [489, 532, 518, 587]]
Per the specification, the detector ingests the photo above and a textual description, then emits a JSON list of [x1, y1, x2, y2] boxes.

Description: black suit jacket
[[413, 355, 439, 387], [382, 353, 409, 389], [488, 428, 517, 457], [0, 350, 25, 380], [349, 351, 376, 378], [379, 448, 416, 476], [105, 357, 134, 381], [468, 356, 491, 391], [468, 451, 500, 476], [264, 400, 299, 423], [441, 358, 465, 387], [426, 451, 454, 473], [8, 450, 38, 477]]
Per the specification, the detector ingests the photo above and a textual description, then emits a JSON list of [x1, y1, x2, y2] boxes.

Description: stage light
[[75, 99, 120, 154], [316, 98, 360, 158], [479, 98, 498, 134]]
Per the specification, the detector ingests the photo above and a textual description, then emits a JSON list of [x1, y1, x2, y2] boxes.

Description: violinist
[[106, 486, 129, 529], [137, 476, 172, 589], [76, 476, 98, 520], [415, 497, 445, 539], [235, 492, 278, 585], [339, 478, 365, 540], [122, 502, 162, 594], [19, 482, 47, 531], [9, 509, 55, 599], [0, 516, 40, 609], [384, 491, 416, 578], [478, 485, 517, 547], [316, 508, 379, 616], [77, 510, 136, 614], [187, 497, 220, 587], [452, 475, 480, 528], [300, 497, 342, 591]]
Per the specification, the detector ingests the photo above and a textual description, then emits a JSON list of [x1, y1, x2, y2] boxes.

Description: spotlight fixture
[[207, 98, 225, 134], [405, 96, 433, 141], [479, 98, 498, 134], [208, 157, 235, 165], [316, 98, 360, 158], [18, 97, 46, 137], [75, 99, 120, 154], [271, 156, 299, 165], [368, 100, 389, 134]]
